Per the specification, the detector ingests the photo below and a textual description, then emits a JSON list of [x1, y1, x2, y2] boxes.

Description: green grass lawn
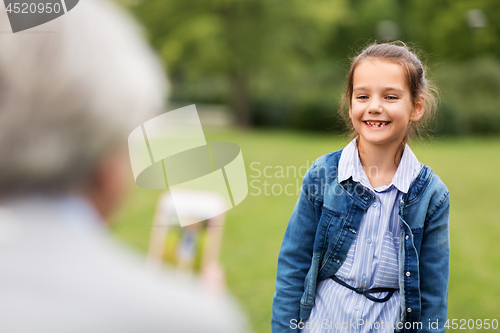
[[111, 129, 500, 333]]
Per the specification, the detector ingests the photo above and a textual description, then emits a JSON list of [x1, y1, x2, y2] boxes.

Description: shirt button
[[354, 305, 360, 311], [405, 235, 409, 240], [366, 238, 372, 244], [406, 271, 411, 277], [362, 274, 367, 280], [372, 201, 378, 208], [407, 308, 412, 312]]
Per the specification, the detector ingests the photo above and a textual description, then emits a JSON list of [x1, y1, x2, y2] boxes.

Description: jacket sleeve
[[418, 191, 450, 332], [271, 162, 321, 333]]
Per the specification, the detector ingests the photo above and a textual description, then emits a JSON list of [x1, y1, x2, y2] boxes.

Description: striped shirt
[[302, 138, 422, 333]]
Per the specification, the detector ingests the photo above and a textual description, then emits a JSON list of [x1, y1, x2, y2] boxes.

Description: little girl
[[272, 42, 450, 333]]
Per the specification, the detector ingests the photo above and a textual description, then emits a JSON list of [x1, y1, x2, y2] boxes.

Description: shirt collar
[[338, 137, 422, 193]]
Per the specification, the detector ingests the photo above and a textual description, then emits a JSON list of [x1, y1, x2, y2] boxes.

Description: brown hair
[[340, 41, 438, 145]]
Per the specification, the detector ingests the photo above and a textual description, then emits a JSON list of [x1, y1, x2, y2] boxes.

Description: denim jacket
[[272, 149, 450, 333]]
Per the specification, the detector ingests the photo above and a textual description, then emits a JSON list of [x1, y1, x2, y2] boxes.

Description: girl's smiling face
[[349, 58, 424, 149]]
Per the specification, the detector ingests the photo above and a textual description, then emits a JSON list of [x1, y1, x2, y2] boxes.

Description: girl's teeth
[[366, 122, 388, 127]]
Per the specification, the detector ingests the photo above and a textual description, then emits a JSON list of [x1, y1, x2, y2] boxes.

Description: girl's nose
[[367, 98, 382, 113]]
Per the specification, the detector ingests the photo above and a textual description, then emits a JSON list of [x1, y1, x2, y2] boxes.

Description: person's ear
[[410, 95, 425, 122], [84, 148, 130, 221]]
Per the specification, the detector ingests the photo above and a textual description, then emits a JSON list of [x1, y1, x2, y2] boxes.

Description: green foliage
[[436, 56, 500, 134], [403, 0, 500, 60], [251, 59, 347, 131], [125, 0, 348, 125], [123, 0, 500, 132], [129, 0, 348, 78]]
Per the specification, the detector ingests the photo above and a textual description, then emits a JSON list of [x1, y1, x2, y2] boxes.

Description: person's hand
[[201, 261, 226, 296]]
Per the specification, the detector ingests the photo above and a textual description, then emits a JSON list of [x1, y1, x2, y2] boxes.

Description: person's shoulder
[[422, 164, 449, 196], [0, 200, 250, 333], [413, 163, 450, 212], [307, 148, 344, 180], [299, 149, 343, 204], [313, 149, 343, 168], [74, 234, 249, 333]]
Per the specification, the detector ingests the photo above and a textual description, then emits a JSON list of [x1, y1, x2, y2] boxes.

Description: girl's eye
[[356, 95, 368, 100], [386, 95, 398, 100]]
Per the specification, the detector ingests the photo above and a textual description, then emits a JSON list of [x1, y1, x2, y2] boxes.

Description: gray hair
[[0, 0, 167, 195]]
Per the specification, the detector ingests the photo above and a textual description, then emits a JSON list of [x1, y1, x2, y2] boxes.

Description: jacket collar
[[402, 163, 433, 206]]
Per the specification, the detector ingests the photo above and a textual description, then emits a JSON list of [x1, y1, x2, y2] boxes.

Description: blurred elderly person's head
[[0, 0, 166, 217]]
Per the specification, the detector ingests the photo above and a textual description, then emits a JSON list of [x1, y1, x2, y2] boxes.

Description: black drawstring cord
[[330, 275, 398, 303]]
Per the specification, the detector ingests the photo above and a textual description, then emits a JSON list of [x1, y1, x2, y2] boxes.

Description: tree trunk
[[229, 71, 252, 128]]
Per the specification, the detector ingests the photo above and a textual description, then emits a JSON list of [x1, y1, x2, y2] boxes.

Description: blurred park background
[[110, 0, 500, 332]]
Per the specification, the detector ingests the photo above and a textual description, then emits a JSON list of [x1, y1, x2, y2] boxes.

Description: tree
[[126, 0, 347, 127]]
